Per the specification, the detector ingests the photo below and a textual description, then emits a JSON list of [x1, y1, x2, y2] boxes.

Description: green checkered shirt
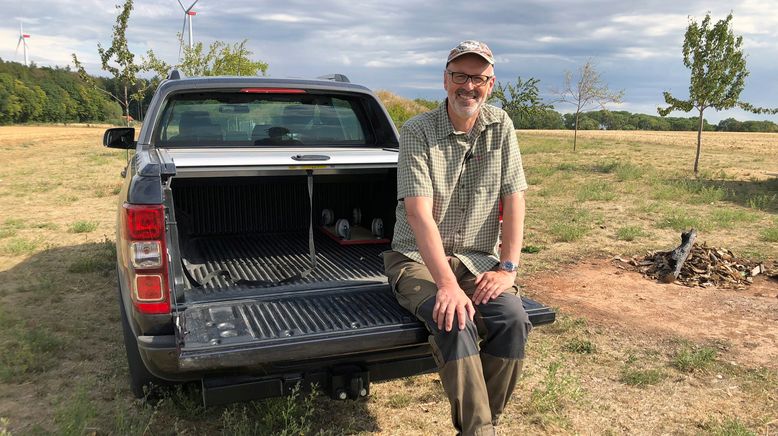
[[391, 101, 528, 275]]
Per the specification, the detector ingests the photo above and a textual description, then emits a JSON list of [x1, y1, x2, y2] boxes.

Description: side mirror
[[104, 127, 136, 149]]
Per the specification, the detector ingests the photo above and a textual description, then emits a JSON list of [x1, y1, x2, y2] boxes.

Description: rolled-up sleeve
[[397, 123, 434, 199], [499, 115, 528, 197]]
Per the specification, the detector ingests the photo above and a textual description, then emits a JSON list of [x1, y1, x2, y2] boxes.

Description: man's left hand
[[472, 270, 516, 305]]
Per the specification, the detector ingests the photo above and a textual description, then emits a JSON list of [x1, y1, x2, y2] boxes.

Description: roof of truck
[[156, 75, 373, 95]]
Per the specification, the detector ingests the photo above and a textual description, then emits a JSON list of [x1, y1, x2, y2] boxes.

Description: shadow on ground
[[0, 242, 380, 434]]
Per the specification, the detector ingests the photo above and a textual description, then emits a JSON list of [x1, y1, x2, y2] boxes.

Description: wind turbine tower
[[178, 0, 200, 57], [16, 22, 31, 66]]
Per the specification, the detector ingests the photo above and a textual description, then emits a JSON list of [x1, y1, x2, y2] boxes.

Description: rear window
[[154, 91, 377, 147]]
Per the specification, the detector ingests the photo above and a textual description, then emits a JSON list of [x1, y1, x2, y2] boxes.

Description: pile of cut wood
[[615, 229, 776, 289]]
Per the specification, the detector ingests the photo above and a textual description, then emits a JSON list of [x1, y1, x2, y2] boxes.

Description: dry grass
[[0, 126, 776, 435]]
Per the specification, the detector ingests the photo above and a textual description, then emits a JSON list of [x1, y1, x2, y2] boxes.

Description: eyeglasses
[[446, 70, 493, 86]]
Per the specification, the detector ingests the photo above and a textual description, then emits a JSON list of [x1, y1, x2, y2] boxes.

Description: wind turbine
[[177, 0, 199, 59], [16, 22, 30, 66]]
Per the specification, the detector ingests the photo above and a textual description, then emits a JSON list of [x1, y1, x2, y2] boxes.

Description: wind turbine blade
[[189, 0, 200, 12], [177, 0, 186, 11], [16, 37, 22, 53]]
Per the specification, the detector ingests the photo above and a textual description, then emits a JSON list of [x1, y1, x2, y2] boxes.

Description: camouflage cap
[[446, 40, 494, 65]]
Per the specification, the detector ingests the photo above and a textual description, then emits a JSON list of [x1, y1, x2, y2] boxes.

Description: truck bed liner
[[182, 232, 389, 297], [178, 287, 556, 370]]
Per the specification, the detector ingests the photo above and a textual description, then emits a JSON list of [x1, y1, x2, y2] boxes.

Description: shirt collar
[[435, 99, 501, 140]]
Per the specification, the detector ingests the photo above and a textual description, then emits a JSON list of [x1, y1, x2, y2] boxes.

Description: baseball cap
[[447, 40, 495, 65]]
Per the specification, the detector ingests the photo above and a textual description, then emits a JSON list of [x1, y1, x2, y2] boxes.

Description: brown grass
[[0, 126, 776, 435]]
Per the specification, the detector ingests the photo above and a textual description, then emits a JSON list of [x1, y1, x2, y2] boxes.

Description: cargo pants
[[383, 251, 532, 436]]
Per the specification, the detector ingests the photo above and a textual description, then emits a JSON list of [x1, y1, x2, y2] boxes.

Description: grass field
[[0, 125, 776, 435]]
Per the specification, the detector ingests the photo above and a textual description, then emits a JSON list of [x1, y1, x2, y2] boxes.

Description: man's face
[[444, 54, 495, 120]]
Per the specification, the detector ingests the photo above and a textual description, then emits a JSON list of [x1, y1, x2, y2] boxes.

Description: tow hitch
[[330, 365, 370, 400]]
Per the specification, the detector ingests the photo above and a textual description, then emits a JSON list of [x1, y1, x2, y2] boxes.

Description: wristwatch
[[500, 260, 518, 273]]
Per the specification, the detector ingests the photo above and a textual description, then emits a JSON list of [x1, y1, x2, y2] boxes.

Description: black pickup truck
[[105, 72, 555, 406]]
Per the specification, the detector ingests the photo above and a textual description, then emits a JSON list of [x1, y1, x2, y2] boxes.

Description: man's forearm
[[500, 191, 526, 265]]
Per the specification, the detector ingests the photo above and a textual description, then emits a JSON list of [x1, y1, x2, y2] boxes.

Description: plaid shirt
[[391, 101, 528, 275]]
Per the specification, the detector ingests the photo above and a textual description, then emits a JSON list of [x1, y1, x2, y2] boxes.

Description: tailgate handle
[[292, 154, 331, 161]]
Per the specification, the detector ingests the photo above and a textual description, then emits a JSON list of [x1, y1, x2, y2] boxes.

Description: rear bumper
[[137, 295, 555, 378]]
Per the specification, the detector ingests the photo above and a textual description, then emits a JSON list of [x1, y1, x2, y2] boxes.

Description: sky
[[2, 0, 778, 123]]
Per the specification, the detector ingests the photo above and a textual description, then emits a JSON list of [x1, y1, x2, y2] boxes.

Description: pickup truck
[[104, 71, 555, 406]]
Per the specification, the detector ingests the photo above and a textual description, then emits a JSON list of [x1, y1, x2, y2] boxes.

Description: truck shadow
[[0, 241, 381, 434]]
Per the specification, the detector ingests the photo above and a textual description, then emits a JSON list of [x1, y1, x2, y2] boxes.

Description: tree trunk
[[659, 229, 697, 283], [694, 108, 703, 175], [573, 111, 579, 151], [124, 86, 130, 127]]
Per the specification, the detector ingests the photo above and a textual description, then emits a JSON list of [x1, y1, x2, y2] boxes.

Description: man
[[384, 40, 531, 436]]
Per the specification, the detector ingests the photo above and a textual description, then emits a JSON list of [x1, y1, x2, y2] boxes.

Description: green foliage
[[220, 384, 317, 436], [491, 76, 553, 128], [761, 222, 778, 242], [0, 238, 38, 255], [657, 13, 774, 174], [54, 386, 97, 436], [549, 207, 591, 242], [0, 308, 63, 382], [68, 221, 98, 233], [616, 226, 647, 241], [672, 344, 717, 372], [576, 180, 616, 201], [413, 98, 439, 110], [619, 367, 665, 387], [144, 39, 268, 82], [0, 61, 121, 124], [562, 337, 597, 354], [525, 361, 582, 417], [375, 90, 431, 127]]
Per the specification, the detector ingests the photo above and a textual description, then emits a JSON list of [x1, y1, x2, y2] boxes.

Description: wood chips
[[615, 242, 778, 289]]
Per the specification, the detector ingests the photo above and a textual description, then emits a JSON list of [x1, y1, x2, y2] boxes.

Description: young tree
[[658, 13, 778, 174], [553, 60, 624, 151], [72, 0, 140, 126], [143, 39, 268, 86], [490, 76, 552, 128]]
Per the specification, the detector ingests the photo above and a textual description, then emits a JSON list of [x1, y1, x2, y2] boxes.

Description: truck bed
[[181, 231, 389, 303]]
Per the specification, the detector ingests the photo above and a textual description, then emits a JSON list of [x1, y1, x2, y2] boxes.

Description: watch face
[[501, 260, 517, 272]]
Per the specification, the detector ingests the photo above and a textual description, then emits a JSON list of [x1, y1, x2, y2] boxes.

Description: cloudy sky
[[2, 0, 778, 123]]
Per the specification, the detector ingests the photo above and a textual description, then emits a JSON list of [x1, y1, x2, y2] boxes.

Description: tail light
[[121, 204, 170, 314]]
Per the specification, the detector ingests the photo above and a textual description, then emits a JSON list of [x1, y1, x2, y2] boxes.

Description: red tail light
[[122, 204, 170, 314]]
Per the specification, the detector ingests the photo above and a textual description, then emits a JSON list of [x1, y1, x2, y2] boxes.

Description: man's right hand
[[433, 284, 476, 332]]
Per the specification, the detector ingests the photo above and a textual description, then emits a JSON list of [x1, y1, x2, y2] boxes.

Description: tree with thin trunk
[[553, 59, 623, 151], [72, 0, 140, 127], [658, 12, 778, 175]]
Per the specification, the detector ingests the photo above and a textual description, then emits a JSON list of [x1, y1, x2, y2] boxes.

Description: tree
[[143, 39, 268, 84], [491, 76, 552, 127], [658, 13, 778, 174], [553, 60, 623, 151], [72, 0, 140, 126]]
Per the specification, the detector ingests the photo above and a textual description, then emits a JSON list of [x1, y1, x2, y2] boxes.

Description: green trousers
[[384, 251, 532, 436]]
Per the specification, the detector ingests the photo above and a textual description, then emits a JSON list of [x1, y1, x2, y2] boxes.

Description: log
[[659, 229, 697, 283]]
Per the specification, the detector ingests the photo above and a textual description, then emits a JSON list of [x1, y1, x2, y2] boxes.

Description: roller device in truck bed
[[105, 71, 555, 406]]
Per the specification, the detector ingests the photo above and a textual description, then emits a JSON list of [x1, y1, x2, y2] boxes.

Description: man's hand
[[473, 270, 516, 305], [433, 284, 476, 332]]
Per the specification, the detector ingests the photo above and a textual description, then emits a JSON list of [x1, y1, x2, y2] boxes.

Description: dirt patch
[[527, 258, 778, 368]]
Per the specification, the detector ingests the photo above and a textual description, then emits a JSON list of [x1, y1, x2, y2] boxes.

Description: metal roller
[[321, 208, 334, 226], [371, 218, 384, 238], [352, 207, 362, 225], [336, 218, 351, 240]]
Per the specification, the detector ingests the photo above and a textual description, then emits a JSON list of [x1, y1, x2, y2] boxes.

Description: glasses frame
[[445, 70, 494, 87]]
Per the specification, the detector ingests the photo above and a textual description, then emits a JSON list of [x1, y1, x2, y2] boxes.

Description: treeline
[[0, 59, 122, 125], [515, 109, 778, 132]]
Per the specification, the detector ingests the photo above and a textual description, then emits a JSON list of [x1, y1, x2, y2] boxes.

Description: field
[[0, 125, 776, 435]]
